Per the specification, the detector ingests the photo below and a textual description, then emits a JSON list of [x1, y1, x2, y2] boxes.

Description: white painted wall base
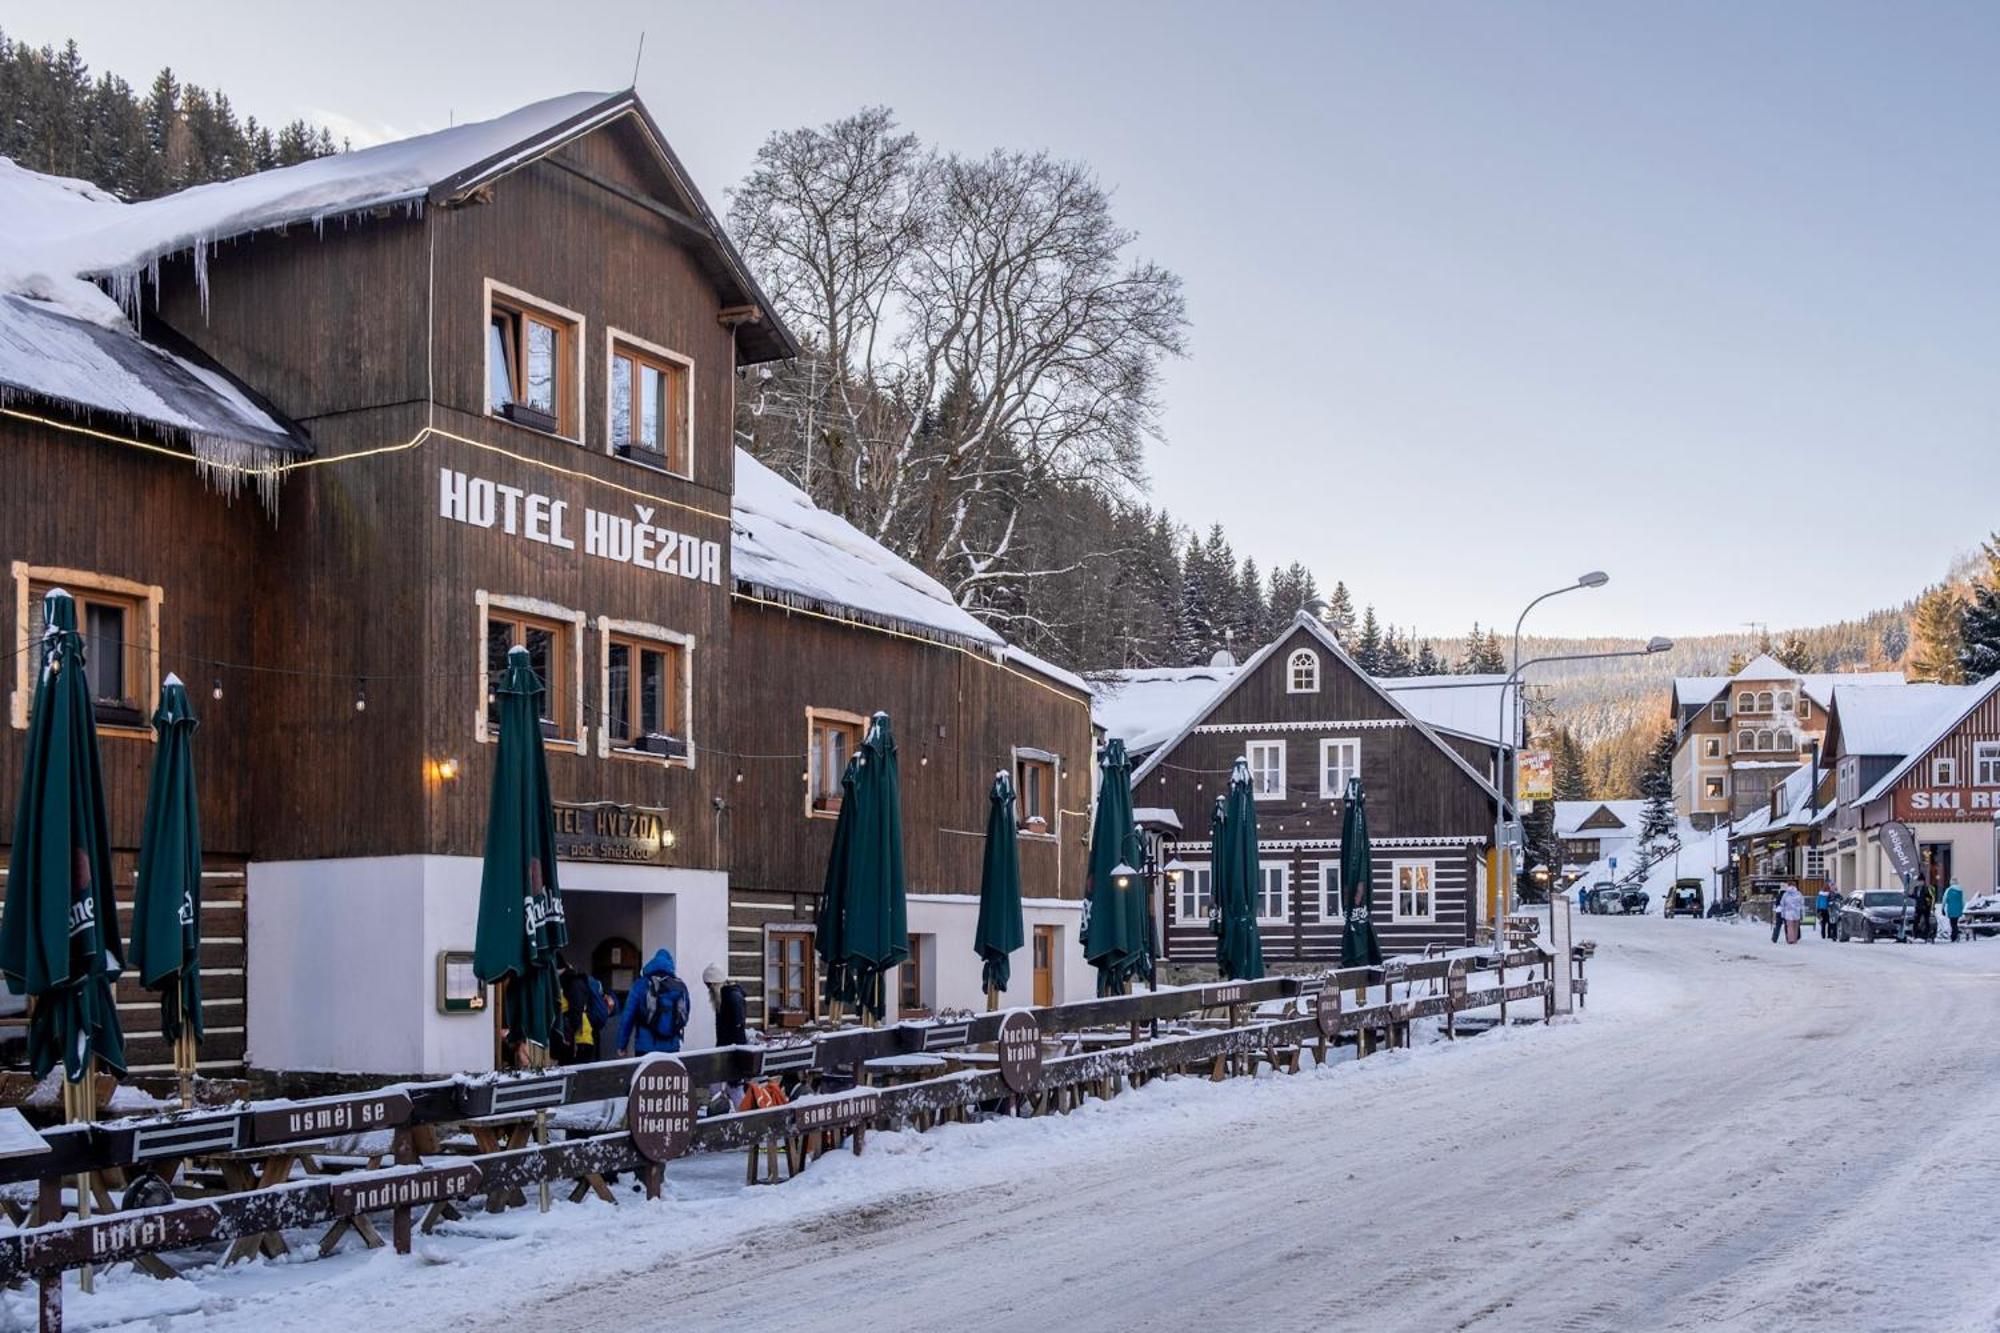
[[247, 855, 728, 1076], [896, 894, 1084, 1018]]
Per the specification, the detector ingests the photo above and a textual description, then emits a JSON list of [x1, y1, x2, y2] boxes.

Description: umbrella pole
[[529, 1043, 551, 1214], [985, 984, 998, 1013], [177, 1028, 194, 1110], [72, 1059, 97, 1294]]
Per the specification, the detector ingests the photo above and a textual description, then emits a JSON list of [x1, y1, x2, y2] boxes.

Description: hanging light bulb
[[211, 677, 224, 701], [735, 770, 744, 784], [355, 680, 367, 713]]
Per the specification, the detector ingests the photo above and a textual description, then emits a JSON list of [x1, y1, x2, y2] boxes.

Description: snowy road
[[45, 917, 2000, 1332]]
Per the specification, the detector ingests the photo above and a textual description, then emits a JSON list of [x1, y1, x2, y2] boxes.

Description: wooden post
[[1498, 952, 1509, 1029], [391, 1128, 415, 1255], [37, 1174, 61, 1333], [644, 1164, 664, 1200]]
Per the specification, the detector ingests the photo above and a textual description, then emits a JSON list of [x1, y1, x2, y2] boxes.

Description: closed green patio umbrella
[[973, 771, 1024, 1008], [1213, 757, 1265, 981], [1082, 738, 1145, 996], [834, 711, 907, 1024], [814, 770, 859, 1020], [0, 588, 127, 1092], [132, 673, 203, 1107], [1339, 776, 1383, 968], [473, 644, 568, 1065]]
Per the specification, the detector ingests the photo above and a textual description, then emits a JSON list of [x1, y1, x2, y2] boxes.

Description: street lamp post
[[1491, 635, 1674, 947], [1489, 574, 1609, 946]]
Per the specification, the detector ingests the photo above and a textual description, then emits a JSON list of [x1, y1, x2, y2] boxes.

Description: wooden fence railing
[[1, 946, 1576, 1331]]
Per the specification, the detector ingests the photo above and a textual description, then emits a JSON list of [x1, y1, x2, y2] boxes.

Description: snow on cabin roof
[[1001, 645, 1091, 698], [1675, 655, 1905, 711], [1851, 673, 2000, 809], [1378, 674, 1514, 746], [1553, 800, 1645, 839], [21, 91, 793, 364], [730, 448, 1002, 650], [1830, 682, 1978, 758], [1090, 665, 1239, 754], [0, 159, 301, 479]]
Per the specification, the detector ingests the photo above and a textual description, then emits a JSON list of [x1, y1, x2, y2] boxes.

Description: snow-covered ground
[[23, 917, 2000, 1332]]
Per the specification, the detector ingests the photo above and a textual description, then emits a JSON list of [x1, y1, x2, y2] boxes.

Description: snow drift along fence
[[1, 947, 1569, 1329]]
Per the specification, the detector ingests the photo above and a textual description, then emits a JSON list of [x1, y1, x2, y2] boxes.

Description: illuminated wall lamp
[[430, 756, 462, 783]]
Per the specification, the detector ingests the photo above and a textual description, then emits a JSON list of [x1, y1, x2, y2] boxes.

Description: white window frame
[[1778, 691, 1795, 712], [1737, 729, 1755, 752], [1803, 845, 1827, 879], [11, 562, 163, 735], [1774, 729, 1794, 752], [476, 591, 587, 753], [604, 325, 696, 480], [595, 616, 695, 767], [1286, 649, 1320, 694], [1246, 739, 1286, 801], [1838, 757, 1858, 805], [1704, 737, 1722, 759], [1257, 863, 1288, 924], [484, 278, 586, 444], [1391, 859, 1437, 923], [1931, 755, 1958, 788], [1737, 691, 1755, 714], [1704, 775, 1726, 801], [1710, 700, 1729, 723], [1758, 691, 1775, 712], [1013, 746, 1059, 839], [1175, 862, 1213, 926], [1975, 741, 2000, 788], [1798, 696, 1813, 720], [1318, 737, 1362, 799], [1318, 859, 1343, 922]]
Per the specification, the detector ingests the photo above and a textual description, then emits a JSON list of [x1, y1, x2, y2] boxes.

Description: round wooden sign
[[627, 1055, 694, 1163], [996, 1011, 1043, 1094], [1314, 983, 1342, 1039]]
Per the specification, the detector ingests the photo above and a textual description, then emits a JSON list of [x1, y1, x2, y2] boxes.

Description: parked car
[[1962, 893, 2000, 939], [1586, 881, 1621, 914], [1838, 889, 1914, 943], [1619, 885, 1651, 915], [1664, 880, 1703, 918]]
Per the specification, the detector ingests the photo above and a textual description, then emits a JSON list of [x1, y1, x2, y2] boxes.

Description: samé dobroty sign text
[[437, 467, 722, 586]]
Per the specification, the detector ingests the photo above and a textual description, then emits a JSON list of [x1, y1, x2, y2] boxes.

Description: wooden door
[[1032, 925, 1056, 1006]]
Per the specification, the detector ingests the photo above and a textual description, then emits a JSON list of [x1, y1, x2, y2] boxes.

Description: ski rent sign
[[437, 467, 723, 586]]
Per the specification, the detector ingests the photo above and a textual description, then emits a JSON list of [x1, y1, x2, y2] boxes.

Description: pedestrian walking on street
[[1943, 878, 1965, 943], [1914, 881, 1937, 943], [1778, 884, 1805, 944], [1815, 887, 1833, 940]]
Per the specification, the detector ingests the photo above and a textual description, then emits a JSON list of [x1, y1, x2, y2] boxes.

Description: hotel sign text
[[438, 467, 722, 586]]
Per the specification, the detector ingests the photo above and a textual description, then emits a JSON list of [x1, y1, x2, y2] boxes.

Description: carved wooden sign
[[1207, 983, 1245, 1006], [794, 1092, 879, 1133], [1314, 985, 1342, 1039], [21, 1204, 220, 1271], [996, 1011, 1043, 1094], [757, 1044, 818, 1076], [329, 1163, 484, 1217], [920, 1022, 971, 1052], [1447, 962, 1468, 1004], [250, 1092, 412, 1144], [627, 1056, 694, 1163]]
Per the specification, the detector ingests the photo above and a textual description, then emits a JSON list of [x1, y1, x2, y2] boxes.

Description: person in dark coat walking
[[555, 956, 608, 1063], [701, 962, 749, 1114]]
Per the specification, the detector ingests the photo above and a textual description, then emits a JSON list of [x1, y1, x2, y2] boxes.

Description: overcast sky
[[14, 2, 1997, 639]]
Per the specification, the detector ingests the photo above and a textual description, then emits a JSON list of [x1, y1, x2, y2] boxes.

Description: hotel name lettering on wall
[[554, 801, 671, 864], [437, 467, 722, 586]]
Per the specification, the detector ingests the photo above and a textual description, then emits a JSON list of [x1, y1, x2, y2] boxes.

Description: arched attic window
[[1288, 649, 1320, 694]]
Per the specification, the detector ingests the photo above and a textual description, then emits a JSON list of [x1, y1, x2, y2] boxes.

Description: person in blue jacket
[[615, 948, 692, 1056]]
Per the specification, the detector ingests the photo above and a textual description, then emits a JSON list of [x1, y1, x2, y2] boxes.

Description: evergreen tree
[[1414, 640, 1441, 676], [1234, 556, 1266, 648], [1957, 534, 2000, 682], [1725, 648, 1749, 675], [1910, 584, 1966, 684], [1174, 534, 1212, 665], [1637, 726, 1679, 853], [1354, 607, 1383, 674], [1880, 618, 1910, 665], [1463, 623, 1506, 674], [1377, 627, 1414, 677], [1552, 726, 1590, 802], [1322, 580, 1356, 643], [1774, 632, 1818, 674]]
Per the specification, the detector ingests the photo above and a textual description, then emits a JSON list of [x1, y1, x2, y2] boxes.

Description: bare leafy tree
[[730, 109, 1187, 617]]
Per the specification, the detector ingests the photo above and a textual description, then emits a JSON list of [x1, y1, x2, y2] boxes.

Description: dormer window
[[1737, 691, 1755, 713], [1287, 649, 1320, 693]]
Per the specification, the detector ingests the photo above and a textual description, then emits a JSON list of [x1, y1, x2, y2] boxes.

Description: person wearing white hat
[[702, 963, 749, 1115]]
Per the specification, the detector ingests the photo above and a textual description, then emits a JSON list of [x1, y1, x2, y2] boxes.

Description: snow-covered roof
[[1125, 614, 1504, 803], [1553, 800, 1645, 839], [1001, 644, 1091, 698], [1674, 654, 1904, 711], [12, 91, 793, 365], [1829, 682, 1978, 757], [1089, 665, 1238, 753], [731, 448, 1003, 651], [1732, 762, 1834, 839], [0, 160, 303, 487], [1378, 673, 1514, 746], [1851, 673, 2000, 809]]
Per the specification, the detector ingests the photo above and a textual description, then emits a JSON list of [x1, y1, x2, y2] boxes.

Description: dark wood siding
[[724, 601, 1092, 1019], [1138, 624, 1494, 960]]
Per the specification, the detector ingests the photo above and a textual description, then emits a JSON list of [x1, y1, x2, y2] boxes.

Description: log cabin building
[[0, 90, 1100, 1083], [1095, 614, 1509, 972], [1824, 677, 2000, 897], [724, 454, 1094, 1027]]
